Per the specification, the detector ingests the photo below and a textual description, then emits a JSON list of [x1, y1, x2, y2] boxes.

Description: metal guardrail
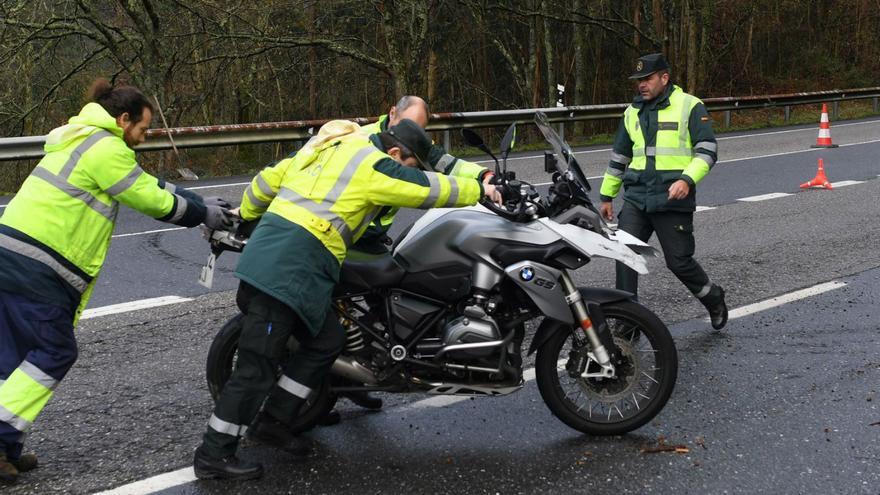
[[1, 87, 879, 162]]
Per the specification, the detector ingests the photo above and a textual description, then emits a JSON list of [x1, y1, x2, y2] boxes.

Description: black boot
[[193, 446, 263, 481], [703, 286, 728, 330], [317, 409, 341, 426], [0, 455, 18, 485], [248, 414, 312, 456], [343, 390, 383, 410], [9, 453, 37, 473]]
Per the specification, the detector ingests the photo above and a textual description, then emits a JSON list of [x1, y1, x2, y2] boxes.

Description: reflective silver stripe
[[604, 167, 624, 178], [58, 131, 113, 180], [167, 195, 188, 224], [277, 187, 354, 246], [694, 284, 713, 299], [444, 177, 460, 207], [695, 153, 716, 167], [610, 152, 632, 165], [647, 146, 693, 157], [254, 174, 275, 198], [437, 154, 456, 173], [0, 233, 89, 293], [0, 379, 5, 388], [694, 141, 717, 153], [353, 206, 381, 235], [245, 187, 270, 208], [18, 361, 58, 391], [0, 405, 31, 432], [208, 413, 247, 437], [325, 146, 375, 201], [679, 95, 695, 150], [277, 375, 311, 399], [30, 167, 118, 221], [162, 181, 177, 193], [104, 166, 145, 197], [633, 147, 646, 158], [419, 173, 442, 208]]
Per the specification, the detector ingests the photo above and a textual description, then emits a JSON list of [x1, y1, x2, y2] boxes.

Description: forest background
[[0, 0, 877, 183]]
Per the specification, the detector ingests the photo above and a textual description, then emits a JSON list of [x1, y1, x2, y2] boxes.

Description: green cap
[[387, 119, 432, 170], [629, 53, 670, 79]]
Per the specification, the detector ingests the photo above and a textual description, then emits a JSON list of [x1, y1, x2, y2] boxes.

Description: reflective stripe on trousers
[[208, 413, 248, 437]]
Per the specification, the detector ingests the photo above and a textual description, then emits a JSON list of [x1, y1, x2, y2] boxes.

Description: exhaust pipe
[[330, 356, 378, 385]]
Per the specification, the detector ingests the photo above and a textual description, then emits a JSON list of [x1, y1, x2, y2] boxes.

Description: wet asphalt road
[[1, 117, 880, 494]]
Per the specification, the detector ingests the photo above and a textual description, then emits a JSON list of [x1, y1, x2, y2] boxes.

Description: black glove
[[202, 196, 232, 209], [204, 205, 233, 230]]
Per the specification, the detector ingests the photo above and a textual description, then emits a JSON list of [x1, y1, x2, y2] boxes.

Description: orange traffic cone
[[800, 158, 833, 190], [811, 103, 838, 148]]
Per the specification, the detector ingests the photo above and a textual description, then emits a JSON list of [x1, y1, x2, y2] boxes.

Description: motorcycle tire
[[535, 300, 677, 435], [205, 313, 338, 434]]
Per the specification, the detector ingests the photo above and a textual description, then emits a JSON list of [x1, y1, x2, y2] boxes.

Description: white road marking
[[727, 281, 847, 320], [186, 181, 250, 190], [93, 467, 196, 495], [737, 192, 793, 202], [112, 227, 187, 238], [93, 277, 851, 494], [829, 180, 864, 188], [81, 296, 193, 320], [695, 206, 717, 212]]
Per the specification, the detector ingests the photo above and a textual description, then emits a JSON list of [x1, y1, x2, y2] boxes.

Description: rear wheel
[[535, 301, 677, 435], [205, 313, 337, 433]]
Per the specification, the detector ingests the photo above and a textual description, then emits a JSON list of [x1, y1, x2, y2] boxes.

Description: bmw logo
[[520, 267, 535, 281]]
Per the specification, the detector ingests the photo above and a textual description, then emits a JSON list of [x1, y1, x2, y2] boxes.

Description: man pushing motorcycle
[[193, 118, 499, 480]]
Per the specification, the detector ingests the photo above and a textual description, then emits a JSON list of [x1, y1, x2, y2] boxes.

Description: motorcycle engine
[[440, 306, 501, 359]]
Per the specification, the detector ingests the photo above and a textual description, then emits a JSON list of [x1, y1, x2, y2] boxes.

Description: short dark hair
[[88, 78, 154, 124], [378, 132, 415, 161]]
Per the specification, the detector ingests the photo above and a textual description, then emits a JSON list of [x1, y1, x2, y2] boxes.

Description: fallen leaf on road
[[640, 445, 689, 454]]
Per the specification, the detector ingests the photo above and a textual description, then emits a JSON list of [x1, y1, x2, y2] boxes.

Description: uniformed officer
[[193, 119, 497, 480], [599, 53, 728, 330], [355, 95, 500, 254], [0, 79, 232, 485]]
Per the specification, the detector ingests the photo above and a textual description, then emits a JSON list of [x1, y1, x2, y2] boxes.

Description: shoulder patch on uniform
[[700, 116, 710, 122]]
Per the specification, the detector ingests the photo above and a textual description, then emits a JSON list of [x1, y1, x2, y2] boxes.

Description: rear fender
[[527, 287, 633, 355]]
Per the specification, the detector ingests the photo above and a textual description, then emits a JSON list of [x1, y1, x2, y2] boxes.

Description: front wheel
[[205, 313, 338, 433], [535, 301, 677, 435]]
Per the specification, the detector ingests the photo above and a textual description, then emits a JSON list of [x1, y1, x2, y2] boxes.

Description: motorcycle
[[202, 112, 677, 436]]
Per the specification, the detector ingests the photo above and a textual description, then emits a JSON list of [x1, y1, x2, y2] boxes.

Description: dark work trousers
[[615, 202, 720, 304], [0, 290, 77, 461], [201, 282, 345, 459]]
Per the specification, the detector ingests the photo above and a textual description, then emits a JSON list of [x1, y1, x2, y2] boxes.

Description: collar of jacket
[[44, 103, 126, 153], [369, 133, 386, 153], [631, 83, 677, 111], [378, 114, 389, 132]]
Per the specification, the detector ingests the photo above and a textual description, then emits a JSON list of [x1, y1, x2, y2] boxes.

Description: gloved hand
[[202, 196, 232, 209], [204, 205, 233, 230]]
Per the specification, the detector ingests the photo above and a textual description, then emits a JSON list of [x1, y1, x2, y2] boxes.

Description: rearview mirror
[[500, 123, 516, 158], [461, 128, 486, 149]]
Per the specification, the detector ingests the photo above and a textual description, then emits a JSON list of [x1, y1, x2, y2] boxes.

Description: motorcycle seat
[[339, 251, 406, 291]]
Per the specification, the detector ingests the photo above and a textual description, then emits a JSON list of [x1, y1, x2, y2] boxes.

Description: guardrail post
[[724, 110, 731, 128], [832, 101, 840, 120], [784, 105, 790, 123], [874, 97, 878, 113], [443, 130, 451, 152]]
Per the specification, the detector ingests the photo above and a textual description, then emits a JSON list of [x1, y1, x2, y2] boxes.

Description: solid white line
[[728, 281, 847, 320], [186, 181, 250, 190], [829, 180, 864, 188], [695, 206, 717, 212], [93, 467, 196, 495], [737, 192, 792, 202], [112, 227, 187, 239], [80, 296, 193, 320], [716, 118, 880, 141]]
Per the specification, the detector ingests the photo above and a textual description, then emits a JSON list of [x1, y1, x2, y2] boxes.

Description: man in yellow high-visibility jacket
[[0, 79, 231, 485], [193, 119, 496, 480], [599, 53, 728, 330]]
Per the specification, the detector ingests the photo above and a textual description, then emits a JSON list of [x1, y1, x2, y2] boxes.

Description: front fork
[[559, 273, 617, 379]]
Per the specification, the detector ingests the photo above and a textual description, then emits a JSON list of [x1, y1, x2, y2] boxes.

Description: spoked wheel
[[535, 301, 677, 435], [205, 313, 338, 433]]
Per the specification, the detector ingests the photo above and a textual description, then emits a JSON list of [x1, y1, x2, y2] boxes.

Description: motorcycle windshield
[[534, 111, 592, 195]]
